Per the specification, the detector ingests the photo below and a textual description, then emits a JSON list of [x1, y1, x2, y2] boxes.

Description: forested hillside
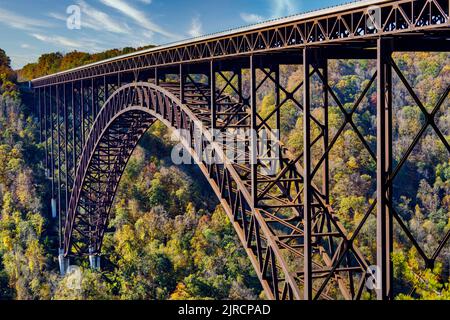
[[0, 49, 51, 299], [0, 47, 449, 300], [18, 46, 155, 81], [1, 48, 262, 300]]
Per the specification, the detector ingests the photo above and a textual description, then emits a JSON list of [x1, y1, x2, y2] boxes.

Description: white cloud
[[48, 12, 67, 21], [20, 44, 31, 49], [240, 0, 299, 25], [271, 0, 298, 18], [0, 8, 52, 31], [99, 0, 178, 39], [31, 33, 84, 48], [188, 16, 203, 38], [240, 13, 264, 24], [138, 0, 152, 4], [46, 2, 160, 52], [48, 1, 130, 35], [30, 33, 104, 51], [49, 11, 102, 31], [77, 0, 130, 34]]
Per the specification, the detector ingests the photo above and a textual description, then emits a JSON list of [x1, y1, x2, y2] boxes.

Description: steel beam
[[321, 57, 330, 204], [57, 84, 63, 247], [43, 87, 49, 175], [303, 48, 313, 300], [376, 38, 393, 301], [50, 86, 56, 216], [180, 64, 185, 104], [37, 88, 42, 143], [250, 55, 258, 209], [64, 83, 69, 235], [72, 82, 77, 180], [210, 60, 216, 130], [81, 80, 85, 147], [91, 78, 95, 119]]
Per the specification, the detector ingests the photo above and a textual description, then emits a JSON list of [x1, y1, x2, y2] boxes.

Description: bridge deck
[[31, 0, 449, 87]]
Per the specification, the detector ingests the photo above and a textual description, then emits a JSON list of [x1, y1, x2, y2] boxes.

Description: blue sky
[[0, 0, 351, 69]]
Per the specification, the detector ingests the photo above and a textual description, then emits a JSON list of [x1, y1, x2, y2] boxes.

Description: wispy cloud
[[271, 0, 298, 18], [48, 1, 130, 35], [138, 0, 152, 4], [0, 8, 52, 31], [77, 0, 130, 34], [46, 1, 160, 53], [188, 16, 203, 38], [31, 33, 104, 51], [99, 0, 178, 39], [48, 11, 102, 31], [240, 13, 264, 24], [240, 0, 299, 25], [31, 34, 85, 48]]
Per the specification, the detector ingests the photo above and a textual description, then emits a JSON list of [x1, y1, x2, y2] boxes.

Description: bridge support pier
[[89, 248, 101, 270], [58, 248, 69, 276], [51, 198, 57, 219]]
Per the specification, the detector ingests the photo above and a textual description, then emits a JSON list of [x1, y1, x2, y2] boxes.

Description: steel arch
[[65, 82, 309, 300]]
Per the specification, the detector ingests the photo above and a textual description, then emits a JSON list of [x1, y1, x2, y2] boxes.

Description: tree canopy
[[18, 45, 155, 81], [0, 47, 449, 300]]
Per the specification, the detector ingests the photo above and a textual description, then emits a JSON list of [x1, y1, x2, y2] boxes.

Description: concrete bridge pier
[[58, 248, 69, 276], [51, 198, 57, 219], [89, 247, 101, 270]]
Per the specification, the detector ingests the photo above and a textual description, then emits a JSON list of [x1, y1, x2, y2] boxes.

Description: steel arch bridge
[[31, 0, 450, 300]]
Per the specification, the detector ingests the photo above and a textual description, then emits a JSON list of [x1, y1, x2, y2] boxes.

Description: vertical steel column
[[104, 76, 108, 102], [303, 48, 313, 300], [92, 78, 99, 253], [250, 55, 258, 208], [274, 64, 282, 173], [64, 83, 69, 231], [91, 78, 95, 119], [321, 56, 330, 203], [81, 80, 85, 147], [376, 38, 394, 301], [319, 51, 334, 259], [93, 79, 98, 251], [180, 64, 185, 104], [237, 67, 243, 104], [72, 82, 77, 177], [210, 60, 217, 130], [44, 87, 49, 174], [34, 89, 37, 134], [50, 86, 56, 205], [155, 68, 159, 86], [37, 88, 42, 143], [57, 84, 62, 247]]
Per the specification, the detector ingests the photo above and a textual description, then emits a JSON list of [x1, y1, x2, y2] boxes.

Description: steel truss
[[31, 0, 449, 301], [31, 0, 449, 88]]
